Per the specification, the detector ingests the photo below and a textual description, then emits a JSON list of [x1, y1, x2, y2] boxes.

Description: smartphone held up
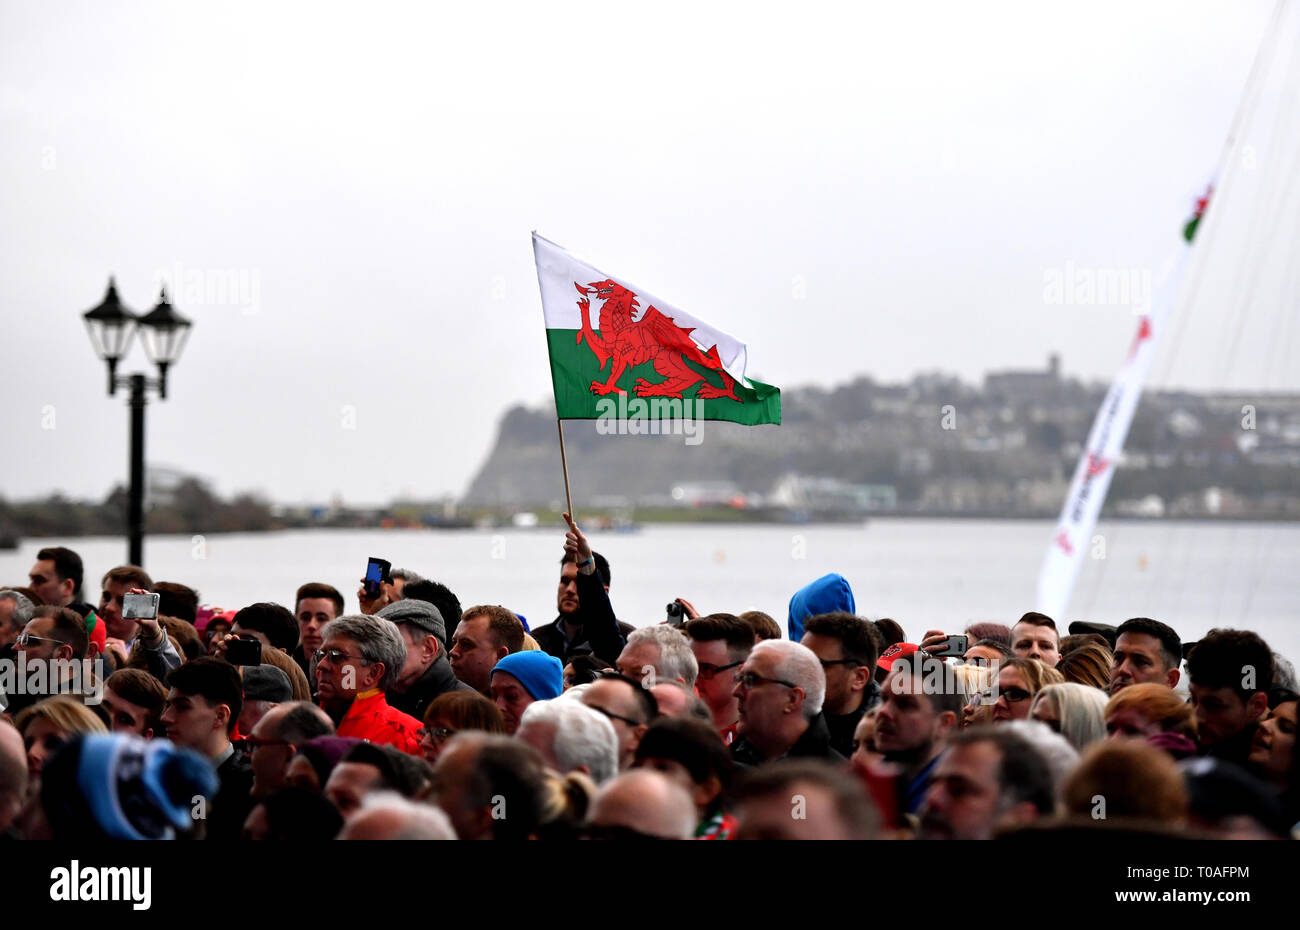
[[122, 592, 160, 621], [363, 557, 392, 600], [931, 634, 969, 658], [225, 636, 263, 666]]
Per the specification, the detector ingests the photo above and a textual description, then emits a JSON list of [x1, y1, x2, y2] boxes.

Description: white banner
[[1036, 247, 1191, 620]]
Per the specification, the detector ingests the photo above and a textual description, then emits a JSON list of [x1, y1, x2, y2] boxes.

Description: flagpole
[[535, 234, 575, 522], [556, 418, 574, 519]]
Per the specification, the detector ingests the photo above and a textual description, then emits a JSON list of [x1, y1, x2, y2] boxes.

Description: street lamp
[[82, 278, 193, 566]]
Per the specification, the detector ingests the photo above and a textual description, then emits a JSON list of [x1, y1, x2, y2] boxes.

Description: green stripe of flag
[[547, 329, 781, 425]]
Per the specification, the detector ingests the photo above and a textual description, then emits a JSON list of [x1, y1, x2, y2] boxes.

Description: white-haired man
[[517, 697, 619, 784], [729, 639, 841, 765], [616, 625, 699, 690]]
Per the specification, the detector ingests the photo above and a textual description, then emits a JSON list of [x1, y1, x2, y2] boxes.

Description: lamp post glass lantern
[[137, 286, 192, 400], [82, 278, 193, 566], [81, 277, 138, 396]]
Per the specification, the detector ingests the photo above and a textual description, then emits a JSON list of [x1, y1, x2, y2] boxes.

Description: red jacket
[[336, 690, 422, 755]]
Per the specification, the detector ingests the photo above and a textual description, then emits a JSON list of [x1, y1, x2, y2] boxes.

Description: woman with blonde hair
[[951, 663, 996, 728], [7, 699, 106, 839], [13, 696, 108, 783], [1030, 682, 1109, 752], [535, 769, 598, 840], [991, 657, 1065, 723]]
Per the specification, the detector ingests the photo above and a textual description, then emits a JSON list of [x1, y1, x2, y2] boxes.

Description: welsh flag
[[532, 233, 781, 425]]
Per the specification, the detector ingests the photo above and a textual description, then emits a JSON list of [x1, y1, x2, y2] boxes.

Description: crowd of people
[[1, 512, 1296, 841]]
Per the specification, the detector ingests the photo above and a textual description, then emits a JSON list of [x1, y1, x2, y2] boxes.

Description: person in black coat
[[729, 640, 846, 766], [378, 599, 476, 721], [530, 513, 628, 667]]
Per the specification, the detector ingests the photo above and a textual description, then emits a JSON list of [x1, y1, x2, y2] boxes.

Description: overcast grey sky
[[1, 0, 1293, 506]]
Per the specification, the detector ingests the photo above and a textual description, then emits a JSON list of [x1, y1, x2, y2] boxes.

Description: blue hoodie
[[787, 573, 856, 641]]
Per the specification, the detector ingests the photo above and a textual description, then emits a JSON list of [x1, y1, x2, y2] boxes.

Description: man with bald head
[[585, 769, 697, 840], [249, 701, 335, 799], [652, 681, 712, 724], [580, 672, 659, 770]]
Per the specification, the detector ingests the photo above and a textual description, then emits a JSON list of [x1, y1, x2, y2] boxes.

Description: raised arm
[[563, 512, 625, 663]]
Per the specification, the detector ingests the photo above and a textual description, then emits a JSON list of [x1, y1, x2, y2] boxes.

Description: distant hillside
[[462, 361, 1300, 518]]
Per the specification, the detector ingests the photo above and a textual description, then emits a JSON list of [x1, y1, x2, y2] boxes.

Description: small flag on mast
[[1037, 189, 1212, 619], [532, 233, 781, 425]]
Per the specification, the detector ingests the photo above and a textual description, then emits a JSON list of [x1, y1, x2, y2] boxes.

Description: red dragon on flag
[[574, 279, 740, 401]]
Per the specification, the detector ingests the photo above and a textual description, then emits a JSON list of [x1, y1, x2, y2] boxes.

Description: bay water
[[3, 518, 1297, 663]]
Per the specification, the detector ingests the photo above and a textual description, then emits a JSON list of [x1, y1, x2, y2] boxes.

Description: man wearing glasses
[[7, 606, 92, 717], [313, 614, 422, 755], [580, 671, 659, 770], [684, 614, 755, 746], [800, 612, 881, 758], [729, 640, 842, 765], [246, 702, 335, 799]]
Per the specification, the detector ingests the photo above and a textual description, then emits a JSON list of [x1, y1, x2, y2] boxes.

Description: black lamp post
[[82, 278, 192, 566]]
